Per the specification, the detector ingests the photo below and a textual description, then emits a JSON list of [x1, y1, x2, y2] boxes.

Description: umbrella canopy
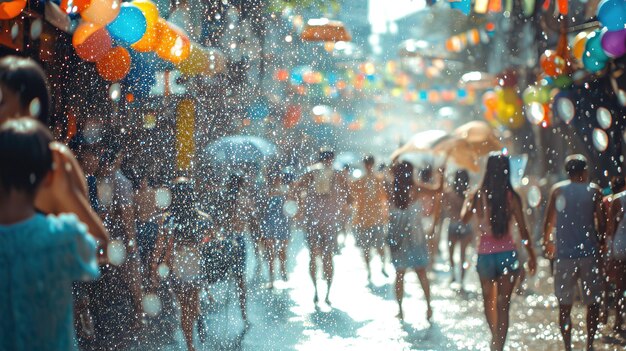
[[391, 122, 502, 172], [390, 130, 449, 161], [205, 135, 277, 168]]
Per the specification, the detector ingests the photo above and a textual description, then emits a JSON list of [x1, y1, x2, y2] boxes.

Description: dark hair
[[219, 174, 243, 228], [392, 161, 414, 210], [0, 56, 51, 124], [564, 154, 587, 177], [363, 155, 375, 166], [610, 176, 626, 194], [453, 169, 470, 198], [419, 165, 432, 183], [481, 153, 516, 238], [0, 117, 53, 196], [319, 149, 334, 161]]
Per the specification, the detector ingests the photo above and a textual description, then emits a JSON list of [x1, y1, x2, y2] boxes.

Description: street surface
[[122, 228, 625, 351]]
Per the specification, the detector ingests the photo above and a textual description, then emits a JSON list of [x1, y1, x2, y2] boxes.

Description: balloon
[[0, 0, 26, 20], [60, 0, 91, 14], [96, 47, 131, 82], [554, 75, 573, 89], [597, 0, 626, 31], [107, 3, 147, 45], [583, 54, 607, 73], [522, 86, 539, 104], [81, 0, 121, 26], [571, 31, 589, 62], [178, 45, 208, 76], [585, 30, 610, 62], [540, 50, 565, 76], [130, 0, 159, 51], [482, 91, 499, 111], [495, 87, 524, 129], [73, 23, 112, 62], [601, 28, 626, 58], [154, 19, 190, 64], [450, 0, 471, 15], [496, 69, 518, 87]]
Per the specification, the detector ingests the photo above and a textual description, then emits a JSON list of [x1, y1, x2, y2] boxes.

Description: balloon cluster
[[578, 0, 626, 73], [69, 0, 199, 82], [522, 78, 555, 127], [482, 74, 524, 130]]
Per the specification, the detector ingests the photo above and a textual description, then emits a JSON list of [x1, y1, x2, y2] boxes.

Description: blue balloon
[[585, 30, 610, 62], [450, 0, 471, 15], [107, 4, 147, 45], [597, 0, 626, 31]]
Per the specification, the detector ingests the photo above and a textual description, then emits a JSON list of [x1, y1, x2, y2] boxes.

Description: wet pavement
[[120, 228, 626, 351]]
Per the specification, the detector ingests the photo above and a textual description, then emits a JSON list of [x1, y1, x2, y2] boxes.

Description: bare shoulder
[[550, 180, 569, 194]]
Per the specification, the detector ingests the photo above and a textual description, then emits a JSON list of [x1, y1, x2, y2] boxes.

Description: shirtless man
[[135, 176, 159, 277]]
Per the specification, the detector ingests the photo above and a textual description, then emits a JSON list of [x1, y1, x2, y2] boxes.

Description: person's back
[[554, 180, 599, 259], [0, 214, 99, 350], [0, 118, 99, 350]]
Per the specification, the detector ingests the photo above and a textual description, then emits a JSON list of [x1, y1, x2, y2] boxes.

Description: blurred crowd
[[1, 56, 625, 351]]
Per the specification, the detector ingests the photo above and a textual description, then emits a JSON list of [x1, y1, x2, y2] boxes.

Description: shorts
[[477, 250, 520, 280], [354, 225, 386, 249], [448, 221, 472, 241], [554, 255, 602, 305], [305, 221, 338, 255]]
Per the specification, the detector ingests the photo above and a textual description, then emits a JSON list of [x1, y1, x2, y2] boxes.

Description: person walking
[[439, 169, 473, 289], [0, 118, 100, 350], [350, 155, 389, 280], [462, 153, 537, 351], [298, 149, 350, 305], [388, 161, 443, 320], [606, 176, 626, 334], [262, 169, 292, 288], [151, 178, 211, 351], [543, 155, 605, 351]]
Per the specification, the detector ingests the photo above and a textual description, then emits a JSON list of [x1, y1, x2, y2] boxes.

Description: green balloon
[[522, 86, 539, 104], [554, 75, 573, 89]]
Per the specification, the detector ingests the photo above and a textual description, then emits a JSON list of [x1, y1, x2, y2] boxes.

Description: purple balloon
[[601, 29, 626, 58]]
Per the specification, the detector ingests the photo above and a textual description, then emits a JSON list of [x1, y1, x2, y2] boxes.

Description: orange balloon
[[73, 23, 112, 62], [540, 50, 565, 76], [154, 19, 190, 64], [572, 31, 588, 62], [482, 91, 499, 111], [60, 0, 92, 13], [96, 47, 131, 82], [0, 0, 26, 20], [131, 0, 159, 52]]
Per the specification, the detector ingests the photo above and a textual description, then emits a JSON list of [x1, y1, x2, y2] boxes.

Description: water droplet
[[556, 194, 566, 212], [596, 107, 612, 129], [107, 239, 127, 266], [109, 83, 121, 101], [29, 98, 41, 118], [556, 98, 575, 123], [155, 188, 171, 209], [592, 128, 609, 152], [30, 19, 42, 40], [142, 293, 162, 317], [527, 102, 545, 125], [283, 200, 298, 218], [527, 186, 541, 208]]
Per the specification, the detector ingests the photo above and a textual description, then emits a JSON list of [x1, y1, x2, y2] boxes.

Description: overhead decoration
[[154, 19, 190, 64], [444, 24, 492, 53], [130, 0, 159, 52]]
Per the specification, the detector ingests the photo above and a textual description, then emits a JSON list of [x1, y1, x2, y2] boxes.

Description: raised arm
[[511, 192, 537, 275], [542, 185, 558, 259], [461, 191, 478, 224]]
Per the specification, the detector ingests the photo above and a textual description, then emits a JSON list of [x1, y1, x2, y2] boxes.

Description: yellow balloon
[[572, 31, 588, 62], [178, 45, 208, 76]]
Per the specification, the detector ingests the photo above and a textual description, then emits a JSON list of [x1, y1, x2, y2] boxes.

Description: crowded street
[[2, 0, 626, 350]]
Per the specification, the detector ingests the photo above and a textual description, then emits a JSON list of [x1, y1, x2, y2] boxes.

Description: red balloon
[[96, 47, 131, 82], [0, 0, 26, 20], [73, 23, 112, 62], [540, 50, 565, 76], [284, 105, 301, 129]]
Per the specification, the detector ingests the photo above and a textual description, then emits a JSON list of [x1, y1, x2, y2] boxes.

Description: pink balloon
[[601, 28, 626, 58]]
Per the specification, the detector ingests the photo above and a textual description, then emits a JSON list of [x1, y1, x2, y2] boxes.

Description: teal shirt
[[0, 213, 100, 351]]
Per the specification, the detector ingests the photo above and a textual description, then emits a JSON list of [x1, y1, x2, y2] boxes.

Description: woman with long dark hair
[[461, 153, 537, 351], [151, 178, 210, 351], [388, 161, 443, 320]]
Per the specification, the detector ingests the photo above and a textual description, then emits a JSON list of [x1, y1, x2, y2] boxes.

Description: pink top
[[476, 193, 517, 255]]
